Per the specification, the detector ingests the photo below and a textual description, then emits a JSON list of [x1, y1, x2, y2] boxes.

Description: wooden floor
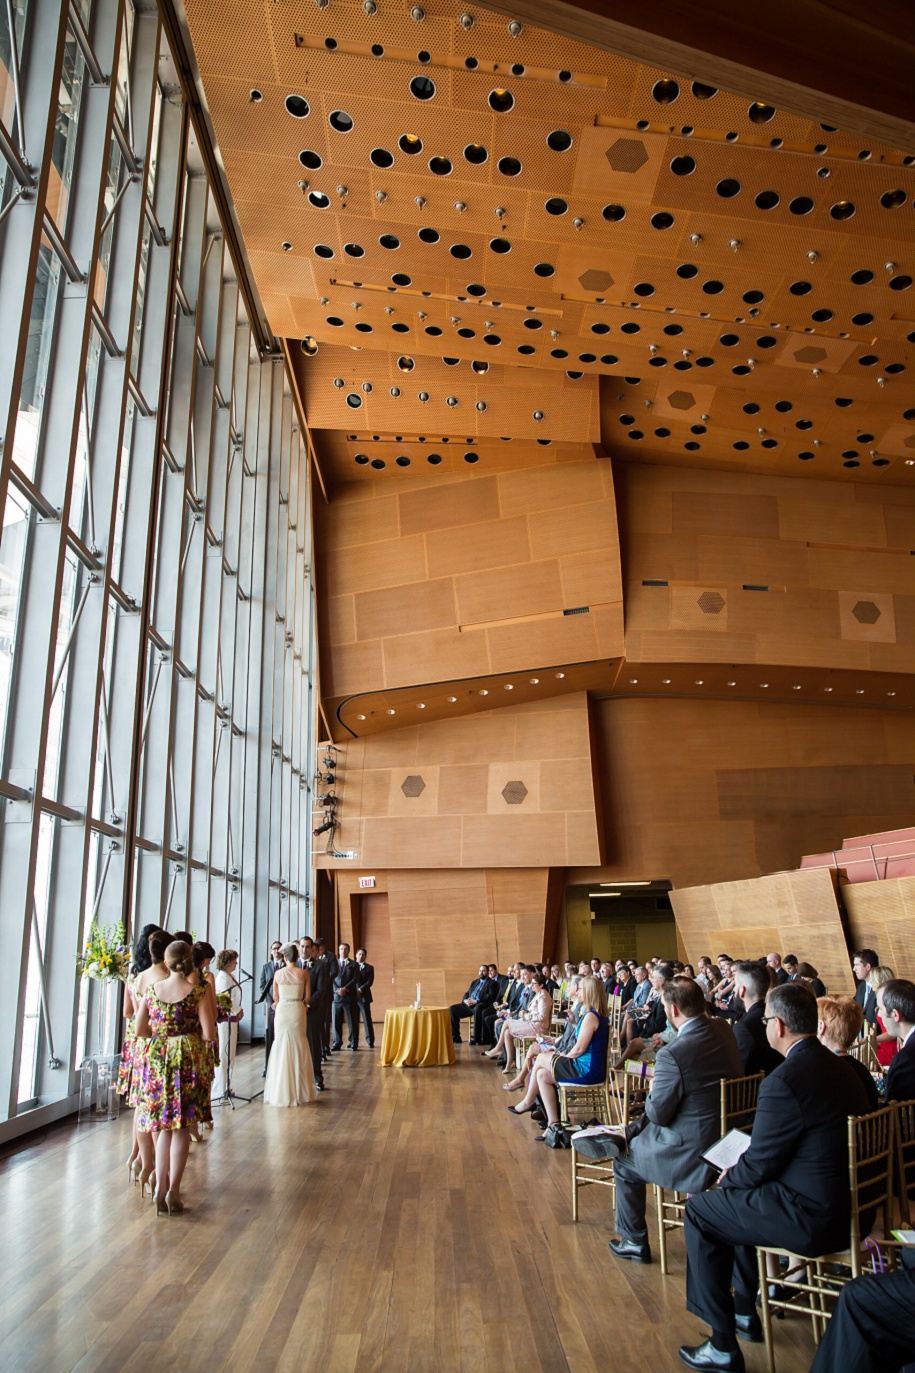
[[0, 1045, 820, 1373]]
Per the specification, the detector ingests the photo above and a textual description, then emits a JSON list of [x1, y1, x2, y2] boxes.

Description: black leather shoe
[[331, 1045, 342, 1052], [316, 1082, 324, 1092], [348, 1045, 357, 1051], [678, 1340, 745, 1372], [572, 1133, 624, 1161], [735, 1314, 762, 1344], [608, 1238, 651, 1265]]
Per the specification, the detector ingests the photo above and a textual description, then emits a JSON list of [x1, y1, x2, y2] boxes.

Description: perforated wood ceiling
[[181, 0, 914, 487]]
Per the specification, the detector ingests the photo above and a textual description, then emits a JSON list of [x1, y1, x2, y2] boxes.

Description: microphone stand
[[212, 968, 263, 1107]]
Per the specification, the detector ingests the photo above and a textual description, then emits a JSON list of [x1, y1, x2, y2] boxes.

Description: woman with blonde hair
[[868, 966, 898, 1067], [507, 975, 610, 1145]]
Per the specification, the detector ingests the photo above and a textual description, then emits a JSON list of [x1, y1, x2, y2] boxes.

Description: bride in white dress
[[263, 944, 316, 1107]]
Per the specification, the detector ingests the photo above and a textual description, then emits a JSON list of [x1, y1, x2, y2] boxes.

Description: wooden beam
[[483, 0, 915, 149]]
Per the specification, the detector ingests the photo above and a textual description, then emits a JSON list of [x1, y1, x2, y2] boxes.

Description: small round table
[[378, 1006, 456, 1068]]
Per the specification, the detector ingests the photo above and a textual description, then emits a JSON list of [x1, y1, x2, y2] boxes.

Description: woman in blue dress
[[506, 975, 610, 1139]]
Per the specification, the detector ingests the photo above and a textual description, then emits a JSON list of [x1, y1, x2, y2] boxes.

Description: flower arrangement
[[78, 921, 130, 982], [215, 990, 234, 1023]]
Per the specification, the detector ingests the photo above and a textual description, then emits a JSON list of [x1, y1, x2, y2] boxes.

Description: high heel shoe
[[138, 1167, 155, 1199], [128, 1157, 142, 1185], [502, 1082, 523, 1092], [164, 1192, 184, 1215], [153, 1191, 169, 1217], [189, 1125, 207, 1144], [507, 1104, 535, 1115]]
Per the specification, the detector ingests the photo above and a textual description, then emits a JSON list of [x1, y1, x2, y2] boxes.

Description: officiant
[[258, 940, 284, 1073]]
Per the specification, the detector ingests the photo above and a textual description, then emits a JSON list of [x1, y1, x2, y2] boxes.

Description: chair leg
[[757, 1249, 776, 1373], [655, 1185, 668, 1276], [571, 1150, 578, 1222]]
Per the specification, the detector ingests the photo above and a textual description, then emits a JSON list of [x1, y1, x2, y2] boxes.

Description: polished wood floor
[[0, 1044, 820, 1373]]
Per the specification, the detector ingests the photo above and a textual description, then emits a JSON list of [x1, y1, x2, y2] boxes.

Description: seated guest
[[577, 960, 591, 976], [558, 962, 575, 1000], [616, 964, 635, 1007], [507, 976, 609, 1137], [877, 978, 915, 1102], [475, 962, 520, 1045], [695, 957, 713, 991], [449, 965, 497, 1044], [599, 962, 615, 994], [731, 961, 782, 1076], [550, 964, 562, 992], [679, 982, 872, 1371], [618, 966, 672, 1058], [766, 952, 789, 985], [797, 961, 826, 997], [504, 977, 582, 1092], [575, 977, 742, 1266], [868, 966, 898, 1066], [542, 964, 558, 995], [809, 1266, 915, 1373], [782, 954, 799, 980], [484, 972, 551, 1070], [816, 996, 879, 1111], [627, 966, 651, 1013], [853, 947, 880, 1025]]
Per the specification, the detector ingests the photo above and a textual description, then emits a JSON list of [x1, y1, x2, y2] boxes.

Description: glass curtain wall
[[0, 0, 314, 1138]]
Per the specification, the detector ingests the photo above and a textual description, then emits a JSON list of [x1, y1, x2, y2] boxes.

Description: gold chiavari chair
[[655, 1072, 764, 1276], [570, 1067, 646, 1221], [756, 1105, 894, 1373], [847, 1035, 881, 1073]]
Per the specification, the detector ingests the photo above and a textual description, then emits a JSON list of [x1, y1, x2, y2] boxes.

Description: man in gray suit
[[574, 975, 743, 1264]]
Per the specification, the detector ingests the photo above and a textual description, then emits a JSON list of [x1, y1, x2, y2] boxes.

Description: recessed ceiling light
[[504, 684, 514, 690], [661, 678, 671, 684], [447, 696, 457, 702], [855, 689, 865, 694], [695, 679, 704, 685], [629, 678, 638, 684], [760, 683, 769, 688], [356, 714, 366, 720], [417, 703, 426, 709], [824, 687, 833, 692], [478, 689, 488, 695], [555, 672, 565, 679], [385, 708, 396, 714], [887, 691, 896, 696], [792, 684, 802, 690], [726, 681, 736, 686], [529, 677, 539, 684]]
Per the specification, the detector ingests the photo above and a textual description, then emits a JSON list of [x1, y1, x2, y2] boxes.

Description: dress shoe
[[608, 1237, 652, 1265], [316, 1082, 325, 1092], [735, 1314, 762, 1344], [677, 1339, 745, 1372], [468, 1039, 477, 1045], [572, 1133, 624, 1161], [348, 1045, 357, 1051], [331, 1045, 342, 1052]]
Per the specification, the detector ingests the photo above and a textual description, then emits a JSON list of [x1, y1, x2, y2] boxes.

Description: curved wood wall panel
[[843, 876, 915, 981], [317, 691, 603, 869], [618, 462, 915, 675]]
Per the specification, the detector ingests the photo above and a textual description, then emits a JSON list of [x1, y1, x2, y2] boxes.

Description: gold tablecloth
[[379, 1007, 456, 1068]]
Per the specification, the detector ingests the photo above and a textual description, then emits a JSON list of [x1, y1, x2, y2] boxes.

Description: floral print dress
[[116, 975, 138, 1098], [136, 984, 208, 1131]]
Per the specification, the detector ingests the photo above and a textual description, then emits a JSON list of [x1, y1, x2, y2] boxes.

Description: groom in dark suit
[[333, 943, 360, 1050], [257, 941, 284, 1072], [355, 948, 375, 1049], [297, 937, 326, 1091]]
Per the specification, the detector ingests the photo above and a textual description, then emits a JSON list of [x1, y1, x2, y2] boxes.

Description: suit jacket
[[258, 960, 284, 1004], [854, 981, 879, 1027], [495, 973, 509, 996], [723, 1036, 872, 1253], [775, 967, 789, 985], [733, 1000, 783, 1077], [618, 979, 635, 1007], [642, 993, 668, 1039], [462, 976, 497, 1007], [886, 1035, 915, 1103], [628, 1015, 744, 1193], [355, 961, 374, 1004], [304, 956, 329, 1006], [334, 958, 359, 1002], [629, 979, 651, 1011]]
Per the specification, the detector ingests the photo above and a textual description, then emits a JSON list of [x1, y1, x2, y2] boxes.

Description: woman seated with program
[[503, 977, 582, 1092], [506, 976, 609, 1140], [484, 972, 552, 1072]]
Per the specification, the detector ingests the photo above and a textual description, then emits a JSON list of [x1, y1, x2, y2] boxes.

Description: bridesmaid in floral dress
[[191, 941, 219, 1139], [117, 924, 162, 1181], [135, 941, 216, 1216], [128, 930, 170, 1195]]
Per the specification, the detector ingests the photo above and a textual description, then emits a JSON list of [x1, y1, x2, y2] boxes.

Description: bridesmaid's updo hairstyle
[[281, 943, 299, 963], [165, 940, 196, 977], [148, 929, 170, 963], [131, 923, 163, 976]]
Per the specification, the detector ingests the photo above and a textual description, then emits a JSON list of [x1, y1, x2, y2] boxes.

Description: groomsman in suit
[[297, 937, 326, 1090], [853, 948, 880, 1026], [476, 963, 521, 1046], [333, 943, 360, 1050], [449, 964, 498, 1043], [257, 941, 284, 1073], [878, 978, 915, 1102], [317, 939, 338, 1058], [355, 947, 375, 1048]]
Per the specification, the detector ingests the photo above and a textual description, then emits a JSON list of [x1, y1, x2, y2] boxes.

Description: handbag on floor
[[543, 1122, 571, 1148]]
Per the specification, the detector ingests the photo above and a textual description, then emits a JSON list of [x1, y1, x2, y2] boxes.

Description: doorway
[[351, 892, 395, 1026]]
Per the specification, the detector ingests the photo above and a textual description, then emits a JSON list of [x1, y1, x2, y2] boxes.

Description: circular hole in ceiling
[[523, 317, 542, 330], [775, 400, 792, 412], [427, 453, 442, 465], [601, 353, 618, 364], [497, 156, 522, 176], [547, 129, 573, 152], [464, 143, 488, 164], [391, 322, 409, 333], [835, 397, 853, 406], [371, 44, 383, 56], [424, 325, 442, 336], [281, 241, 292, 252], [691, 81, 717, 98], [634, 281, 655, 296], [457, 327, 475, 337], [796, 419, 813, 429], [755, 189, 780, 210], [464, 451, 479, 463], [465, 56, 478, 69], [511, 63, 524, 76], [743, 289, 764, 303], [313, 243, 334, 259], [651, 211, 675, 230], [670, 155, 696, 176], [328, 109, 353, 132], [489, 88, 514, 112], [379, 234, 400, 250], [471, 360, 489, 374], [429, 156, 452, 175], [676, 263, 698, 279], [410, 75, 436, 100], [545, 197, 568, 215], [397, 356, 414, 372], [344, 243, 365, 259], [789, 196, 814, 215], [733, 441, 750, 450], [798, 451, 814, 461], [489, 237, 511, 253], [483, 333, 501, 345], [790, 280, 812, 295], [591, 322, 611, 335], [663, 323, 683, 335], [417, 49, 431, 63], [850, 269, 874, 285], [308, 191, 330, 208], [534, 262, 555, 277], [324, 38, 337, 50], [354, 453, 369, 465], [602, 203, 625, 221], [621, 322, 640, 334], [399, 133, 423, 154], [756, 335, 777, 347], [285, 95, 310, 118], [299, 149, 322, 169], [716, 178, 741, 198], [558, 70, 572, 83], [250, 89, 263, 103], [890, 275, 913, 291], [325, 316, 343, 326], [858, 354, 879, 365], [450, 243, 472, 259], [811, 308, 833, 322], [885, 362, 906, 373], [695, 356, 714, 367], [345, 393, 362, 408], [370, 458, 385, 469], [744, 402, 760, 414], [843, 459, 859, 468], [418, 226, 439, 244], [830, 201, 856, 220], [852, 311, 874, 325], [748, 102, 775, 123], [395, 455, 411, 467], [370, 147, 394, 168], [880, 189, 906, 209], [392, 272, 411, 286], [655, 426, 671, 437], [719, 333, 739, 346], [652, 78, 679, 103], [442, 356, 460, 366], [355, 321, 372, 334], [550, 348, 568, 358], [702, 279, 724, 294], [466, 283, 486, 297]]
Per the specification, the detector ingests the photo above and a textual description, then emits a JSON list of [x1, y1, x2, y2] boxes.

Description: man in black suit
[[257, 941, 284, 1072], [765, 952, 789, 985], [449, 964, 498, 1043], [731, 961, 782, 1076], [878, 978, 915, 1102], [354, 947, 375, 1048], [333, 943, 360, 1050], [852, 947, 880, 1026], [809, 1265, 915, 1373], [295, 937, 326, 1090], [317, 938, 339, 1058], [678, 982, 872, 1372], [476, 963, 524, 1046]]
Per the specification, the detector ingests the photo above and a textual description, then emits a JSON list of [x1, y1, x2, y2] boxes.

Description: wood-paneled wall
[[594, 696, 914, 889], [617, 463, 914, 674], [671, 868, 854, 991], [317, 458, 624, 706], [317, 691, 603, 870], [844, 876, 915, 981]]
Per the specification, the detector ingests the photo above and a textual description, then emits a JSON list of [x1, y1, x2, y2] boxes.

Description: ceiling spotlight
[[411, 4, 425, 18], [629, 678, 638, 684], [504, 683, 514, 690], [649, 344, 658, 355], [356, 714, 366, 720], [494, 206, 506, 219], [572, 217, 584, 229], [315, 0, 328, 8], [281, 241, 293, 251], [885, 261, 897, 272], [385, 708, 396, 715], [661, 678, 671, 684], [476, 400, 487, 411], [375, 190, 387, 203], [726, 681, 736, 687], [460, 13, 474, 28], [807, 250, 819, 262], [333, 377, 345, 388], [550, 330, 559, 340], [529, 677, 539, 684], [729, 239, 741, 251], [856, 688, 865, 695], [689, 232, 703, 245], [390, 386, 401, 396], [887, 691, 896, 697], [824, 687, 833, 692], [478, 688, 489, 695], [555, 672, 565, 679], [361, 381, 373, 393], [508, 19, 522, 34], [417, 702, 426, 709], [694, 679, 703, 685], [415, 195, 426, 208], [249, 88, 263, 103], [533, 410, 544, 421], [418, 391, 429, 401], [336, 185, 348, 197], [364, 0, 377, 10], [760, 682, 769, 689], [300, 337, 318, 356], [447, 695, 457, 702], [792, 685, 802, 690], [446, 395, 458, 406]]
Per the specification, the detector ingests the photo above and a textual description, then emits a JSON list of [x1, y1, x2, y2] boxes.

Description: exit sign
[[358, 876, 376, 889]]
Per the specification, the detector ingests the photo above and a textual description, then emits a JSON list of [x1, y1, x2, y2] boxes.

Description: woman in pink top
[[484, 973, 553, 1075]]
